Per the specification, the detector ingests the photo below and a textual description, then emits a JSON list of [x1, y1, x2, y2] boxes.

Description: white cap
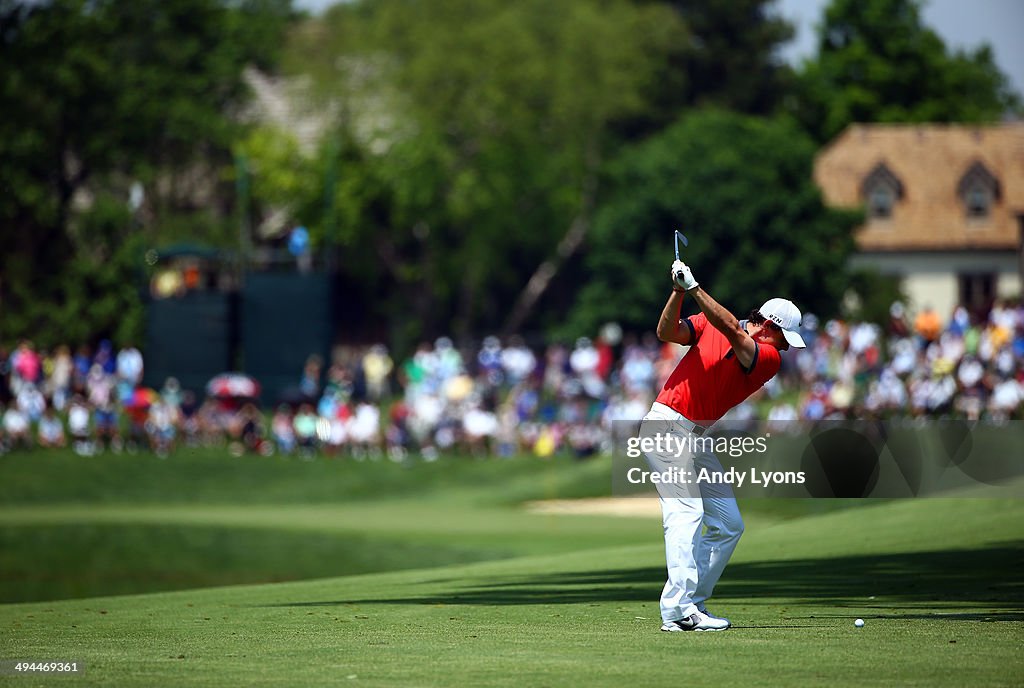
[[759, 298, 806, 349]]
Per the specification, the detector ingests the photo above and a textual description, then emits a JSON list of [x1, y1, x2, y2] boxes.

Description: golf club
[[674, 229, 688, 260], [674, 230, 689, 281]]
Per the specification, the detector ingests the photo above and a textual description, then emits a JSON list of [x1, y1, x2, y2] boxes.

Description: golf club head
[[674, 230, 688, 261], [673, 230, 689, 282]]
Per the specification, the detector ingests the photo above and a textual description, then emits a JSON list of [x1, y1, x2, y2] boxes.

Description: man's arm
[[656, 288, 694, 345], [687, 286, 757, 368]]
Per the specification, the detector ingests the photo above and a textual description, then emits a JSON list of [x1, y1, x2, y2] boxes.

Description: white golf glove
[[671, 260, 699, 291]]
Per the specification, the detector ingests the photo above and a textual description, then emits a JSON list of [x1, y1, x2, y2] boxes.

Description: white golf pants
[[641, 403, 744, 622]]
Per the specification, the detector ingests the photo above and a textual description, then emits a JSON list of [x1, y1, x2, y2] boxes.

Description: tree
[[625, 0, 796, 134], [791, 0, 1020, 143], [0, 0, 293, 346], [566, 110, 861, 336], [284, 0, 682, 344]]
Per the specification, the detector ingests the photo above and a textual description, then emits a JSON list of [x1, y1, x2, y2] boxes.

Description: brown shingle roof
[[814, 123, 1024, 251]]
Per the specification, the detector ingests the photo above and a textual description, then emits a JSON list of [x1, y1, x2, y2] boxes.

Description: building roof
[[814, 123, 1024, 251]]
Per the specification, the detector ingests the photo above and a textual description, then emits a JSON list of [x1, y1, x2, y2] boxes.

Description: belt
[[651, 402, 709, 436]]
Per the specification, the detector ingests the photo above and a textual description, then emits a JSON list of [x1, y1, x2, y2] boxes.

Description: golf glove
[[671, 260, 699, 291]]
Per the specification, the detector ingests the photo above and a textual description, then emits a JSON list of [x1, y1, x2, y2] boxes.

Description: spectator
[[620, 337, 656, 397], [349, 401, 381, 458], [434, 337, 464, 383], [67, 395, 93, 456], [49, 345, 73, 411], [87, 365, 120, 452], [2, 296, 1022, 460], [293, 404, 318, 457], [316, 388, 346, 456], [362, 345, 393, 401], [888, 301, 910, 338], [2, 402, 31, 449], [543, 342, 569, 394], [989, 374, 1023, 422], [11, 340, 41, 393], [38, 406, 66, 448], [300, 355, 323, 399], [161, 377, 183, 411], [94, 340, 116, 376], [477, 336, 504, 387], [594, 334, 615, 381], [914, 306, 942, 347], [501, 336, 536, 386], [569, 337, 604, 398], [178, 391, 200, 446], [16, 383, 46, 424], [866, 369, 908, 417], [956, 356, 986, 421], [116, 343, 144, 405], [146, 397, 178, 458], [288, 225, 312, 273], [229, 402, 267, 456], [197, 399, 224, 447], [948, 306, 970, 337], [766, 401, 799, 433], [271, 405, 296, 455], [72, 344, 92, 395], [463, 401, 498, 456]]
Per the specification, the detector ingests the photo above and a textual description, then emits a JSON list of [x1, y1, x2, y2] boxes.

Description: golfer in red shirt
[[645, 258, 805, 632]]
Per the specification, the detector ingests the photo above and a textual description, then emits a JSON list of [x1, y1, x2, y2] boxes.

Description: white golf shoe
[[696, 605, 732, 628], [660, 611, 731, 632]]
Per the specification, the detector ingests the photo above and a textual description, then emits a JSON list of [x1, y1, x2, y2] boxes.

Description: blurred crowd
[[2, 299, 1023, 459], [763, 300, 1024, 428]]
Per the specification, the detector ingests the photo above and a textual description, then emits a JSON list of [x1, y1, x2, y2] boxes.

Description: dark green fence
[[143, 272, 334, 404], [143, 292, 236, 395], [240, 273, 333, 404]]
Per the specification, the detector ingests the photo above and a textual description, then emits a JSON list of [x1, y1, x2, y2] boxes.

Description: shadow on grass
[[786, 611, 1024, 621], [268, 542, 1024, 619]]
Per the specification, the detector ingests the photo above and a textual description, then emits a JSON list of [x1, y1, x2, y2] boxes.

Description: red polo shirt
[[655, 313, 781, 424]]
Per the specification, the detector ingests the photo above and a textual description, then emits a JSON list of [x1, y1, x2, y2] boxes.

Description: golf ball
[[854, 618, 865, 628]]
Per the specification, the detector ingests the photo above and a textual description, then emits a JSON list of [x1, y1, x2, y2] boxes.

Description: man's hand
[[671, 260, 699, 291]]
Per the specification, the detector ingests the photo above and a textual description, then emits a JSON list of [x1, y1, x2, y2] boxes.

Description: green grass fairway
[[1, 450, 1022, 686]]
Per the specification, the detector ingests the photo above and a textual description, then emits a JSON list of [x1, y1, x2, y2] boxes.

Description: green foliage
[[567, 110, 861, 336], [791, 0, 1021, 143], [627, 0, 796, 134], [0, 194, 146, 348], [0, 0, 292, 347], [276, 0, 682, 343], [4, 0, 1015, 350], [236, 127, 314, 211], [843, 269, 906, 327]]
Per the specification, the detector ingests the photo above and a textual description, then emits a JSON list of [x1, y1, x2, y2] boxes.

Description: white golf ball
[[854, 618, 865, 628]]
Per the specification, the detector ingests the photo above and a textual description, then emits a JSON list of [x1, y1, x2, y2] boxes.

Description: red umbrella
[[206, 373, 260, 399]]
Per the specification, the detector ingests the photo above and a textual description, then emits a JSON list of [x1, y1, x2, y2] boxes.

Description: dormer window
[[957, 161, 1000, 219], [868, 187, 895, 219], [861, 163, 903, 220]]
